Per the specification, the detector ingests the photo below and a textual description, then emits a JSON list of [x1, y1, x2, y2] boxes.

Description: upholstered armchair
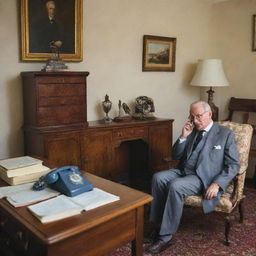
[[183, 121, 253, 246]]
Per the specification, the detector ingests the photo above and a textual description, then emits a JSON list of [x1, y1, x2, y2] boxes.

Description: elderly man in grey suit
[[146, 100, 240, 254]]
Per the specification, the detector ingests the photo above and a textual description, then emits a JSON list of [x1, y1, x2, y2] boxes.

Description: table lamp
[[190, 59, 229, 121]]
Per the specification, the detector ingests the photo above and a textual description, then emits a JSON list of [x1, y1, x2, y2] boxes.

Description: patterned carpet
[[108, 184, 256, 256]]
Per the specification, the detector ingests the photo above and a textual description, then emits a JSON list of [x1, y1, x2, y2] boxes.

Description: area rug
[[107, 186, 256, 256]]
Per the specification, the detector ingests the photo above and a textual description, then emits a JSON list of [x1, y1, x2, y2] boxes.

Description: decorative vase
[[102, 94, 112, 123]]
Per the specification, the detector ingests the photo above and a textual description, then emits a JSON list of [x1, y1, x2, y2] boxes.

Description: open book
[[28, 188, 120, 223], [0, 183, 60, 207]]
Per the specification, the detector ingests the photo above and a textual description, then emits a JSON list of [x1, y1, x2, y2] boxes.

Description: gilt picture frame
[[21, 0, 83, 62], [142, 35, 176, 72], [252, 15, 256, 51]]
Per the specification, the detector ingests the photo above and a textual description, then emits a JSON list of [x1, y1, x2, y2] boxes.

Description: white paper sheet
[[0, 183, 34, 199], [7, 187, 60, 207], [71, 188, 120, 211]]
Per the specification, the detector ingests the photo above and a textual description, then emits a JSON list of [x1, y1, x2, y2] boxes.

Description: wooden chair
[[225, 97, 256, 125], [183, 121, 253, 246], [224, 97, 256, 184]]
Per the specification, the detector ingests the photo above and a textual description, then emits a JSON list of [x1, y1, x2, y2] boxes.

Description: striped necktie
[[192, 130, 205, 151]]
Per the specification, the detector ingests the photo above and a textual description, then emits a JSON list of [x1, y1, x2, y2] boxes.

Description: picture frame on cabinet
[[253, 15, 256, 51], [142, 35, 176, 72], [20, 0, 83, 62]]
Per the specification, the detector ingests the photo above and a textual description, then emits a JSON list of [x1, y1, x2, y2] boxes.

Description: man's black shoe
[[147, 239, 172, 254], [143, 228, 159, 243]]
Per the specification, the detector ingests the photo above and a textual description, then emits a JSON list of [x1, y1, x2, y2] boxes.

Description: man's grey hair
[[190, 100, 212, 112]]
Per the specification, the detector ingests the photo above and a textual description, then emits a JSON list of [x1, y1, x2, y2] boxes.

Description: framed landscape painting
[[253, 15, 256, 51], [20, 0, 83, 61], [142, 35, 176, 72]]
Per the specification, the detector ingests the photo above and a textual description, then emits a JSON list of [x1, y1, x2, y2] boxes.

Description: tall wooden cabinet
[[21, 71, 89, 127], [21, 71, 174, 188]]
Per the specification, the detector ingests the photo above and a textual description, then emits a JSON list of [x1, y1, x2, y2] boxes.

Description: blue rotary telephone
[[33, 166, 93, 197]]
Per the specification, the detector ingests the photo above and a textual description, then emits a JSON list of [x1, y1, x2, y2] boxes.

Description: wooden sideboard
[[21, 72, 174, 190]]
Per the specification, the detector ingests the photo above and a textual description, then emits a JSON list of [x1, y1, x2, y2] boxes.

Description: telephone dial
[[33, 166, 93, 197]]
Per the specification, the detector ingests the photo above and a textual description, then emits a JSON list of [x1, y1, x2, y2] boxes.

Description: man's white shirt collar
[[204, 121, 213, 133]]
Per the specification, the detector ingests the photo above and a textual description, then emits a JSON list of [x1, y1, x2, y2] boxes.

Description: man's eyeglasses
[[189, 111, 208, 121]]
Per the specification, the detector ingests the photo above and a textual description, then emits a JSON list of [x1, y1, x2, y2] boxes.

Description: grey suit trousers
[[149, 168, 203, 235]]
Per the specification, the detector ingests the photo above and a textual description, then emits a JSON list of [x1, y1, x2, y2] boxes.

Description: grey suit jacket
[[172, 123, 240, 213]]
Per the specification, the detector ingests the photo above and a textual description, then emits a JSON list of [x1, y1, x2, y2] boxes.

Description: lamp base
[[206, 87, 218, 121]]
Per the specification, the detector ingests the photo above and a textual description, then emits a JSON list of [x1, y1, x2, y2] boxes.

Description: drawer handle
[[16, 231, 29, 251], [23, 240, 29, 251], [0, 219, 7, 227], [5, 238, 10, 247], [16, 231, 23, 240]]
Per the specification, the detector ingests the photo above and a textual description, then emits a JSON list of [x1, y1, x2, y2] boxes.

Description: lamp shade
[[190, 59, 229, 87]]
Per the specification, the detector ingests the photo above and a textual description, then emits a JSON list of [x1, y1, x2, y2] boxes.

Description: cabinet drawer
[[36, 76, 84, 84], [38, 83, 85, 97], [38, 95, 85, 107], [113, 127, 147, 140], [38, 105, 85, 126], [0, 208, 39, 255]]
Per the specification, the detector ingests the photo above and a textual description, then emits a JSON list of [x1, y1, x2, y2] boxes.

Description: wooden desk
[[0, 173, 152, 256]]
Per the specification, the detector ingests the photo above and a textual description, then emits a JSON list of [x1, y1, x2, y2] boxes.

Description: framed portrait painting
[[21, 0, 83, 61], [142, 35, 176, 72]]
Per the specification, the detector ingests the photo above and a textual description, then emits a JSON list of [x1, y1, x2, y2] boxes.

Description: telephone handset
[[33, 166, 93, 197]]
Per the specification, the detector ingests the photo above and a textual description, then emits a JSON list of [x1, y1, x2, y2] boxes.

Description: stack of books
[[0, 156, 51, 185]]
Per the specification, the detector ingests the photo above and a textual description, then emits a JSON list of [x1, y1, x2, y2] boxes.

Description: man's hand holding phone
[[180, 120, 194, 139]]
